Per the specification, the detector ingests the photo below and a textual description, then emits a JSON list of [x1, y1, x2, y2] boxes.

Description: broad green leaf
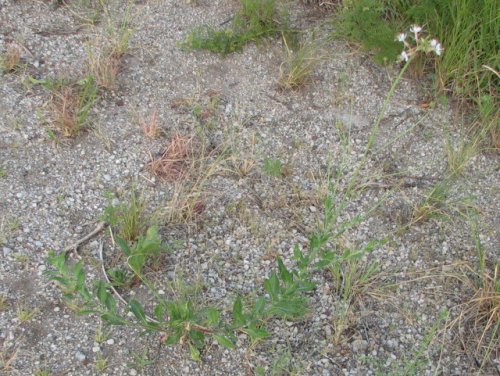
[[115, 236, 131, 256], [232, 297, 245, 326], [268, 297, 308, 318], [213, 334, 235, 349], [277, 258, 292, 285], [189, 344, 201, 361], [263, 272, 280, 301], [245, 326, 269, 341], [128, 254, 145, 276], [96, 281, 109, 306], [309, 233, 329, 251], [163, 332, 181, 345], [129, 299, 147, 323], [251, 296, 266, 319], [101, 313, 126, 325]]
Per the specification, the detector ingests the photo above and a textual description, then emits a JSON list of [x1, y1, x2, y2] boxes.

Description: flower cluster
[[395, 25, 443, 62]]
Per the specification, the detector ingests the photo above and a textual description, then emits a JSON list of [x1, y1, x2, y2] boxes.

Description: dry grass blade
[[50, 85, 81, 137], [0, 45, 21, 72], [278, 36, 323, 90], [87, 47, 121, 90], [148, 133, 198, 181], [141, 111, 160, 138], [446, 263, 499, 369]]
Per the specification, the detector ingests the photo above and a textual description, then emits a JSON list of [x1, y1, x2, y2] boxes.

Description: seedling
[[128, 349, 154, 372], [16, 305, 38, 323], [94, 355, 108, 373], [263, 158, 284, 177]]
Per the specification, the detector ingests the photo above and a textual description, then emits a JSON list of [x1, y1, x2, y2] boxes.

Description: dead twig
[[64, 221, 106, 254]]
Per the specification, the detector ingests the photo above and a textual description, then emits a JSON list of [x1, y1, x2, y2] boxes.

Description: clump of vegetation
[[29, 76, 98, 138], [0, 45, 21, 73], [148, 133, 200, 181], [278, 35, 323, 90], [335, 0, 499, 146], [181, 0, 287, 54], [85, 3, 134, 90], [101, 190, 149, 242], [335, 0, 402, 64]]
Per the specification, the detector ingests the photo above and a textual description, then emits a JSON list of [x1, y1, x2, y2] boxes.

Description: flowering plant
[[396, 25, 443, 62]]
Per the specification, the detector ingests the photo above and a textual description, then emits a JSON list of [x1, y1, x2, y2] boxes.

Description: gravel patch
[[1, 1, 498, 375]]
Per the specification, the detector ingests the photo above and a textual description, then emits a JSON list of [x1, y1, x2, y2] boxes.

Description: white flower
[[410, 25, 422, 34], [396, 33, 407, 42], [430, 39, 442, 56], [399, 51, 409, 62]]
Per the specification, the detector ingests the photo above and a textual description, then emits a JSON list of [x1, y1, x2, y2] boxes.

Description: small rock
[[3, 247, 13, 257], [75, 351, 86, 362], [351, 339, 368, 353], [106, 339, 114, 345], [129, 369, 138, 376]]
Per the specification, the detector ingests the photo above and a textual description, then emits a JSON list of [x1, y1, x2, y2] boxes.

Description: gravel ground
[[0, 1, 499, 375]]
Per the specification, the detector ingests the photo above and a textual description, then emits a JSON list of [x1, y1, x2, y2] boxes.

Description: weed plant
[[29, 76, 98, 137], [335, 0, 499, 145], [181, 0, 288, 55], [101, 190, 149, 242]]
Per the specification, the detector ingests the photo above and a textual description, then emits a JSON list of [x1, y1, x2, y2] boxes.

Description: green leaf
[[163, 332, 181, 345], [49, 276, 71, 286], [115, 236, 131, 256], [244, 326, 269, 341], [205, 307, 220, 326], [309, 233, 329, 251], [96, 281, 108, 305], [154, 303, 166, 321], [232, 297, 245, 326], [129, 299, 147, 323], [128, 254, 145, 276], [189, 344, 201, 361], [277, 258, 292, 285], [251, 296, 266, 319], [315, 251, 336, 269], [101, 313, 126, 325], [213, 335, 235, 349], [263, 272, 280, 301], [268, 297, 308, 318]]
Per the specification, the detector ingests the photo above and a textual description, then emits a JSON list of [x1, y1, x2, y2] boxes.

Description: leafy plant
[[116, 225, 166, 276], [263, 158, 283, 177]]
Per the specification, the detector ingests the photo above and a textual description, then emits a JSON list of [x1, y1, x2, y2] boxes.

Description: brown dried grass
[[148, 133, 199, 181], [50, 85, 81, 138], [1, 45, 21, 72]]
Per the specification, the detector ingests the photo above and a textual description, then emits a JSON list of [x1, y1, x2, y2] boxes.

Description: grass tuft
[[278, 35, 323, 90], [181, 0, 286, 55], [0, 45, 21, 73]]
